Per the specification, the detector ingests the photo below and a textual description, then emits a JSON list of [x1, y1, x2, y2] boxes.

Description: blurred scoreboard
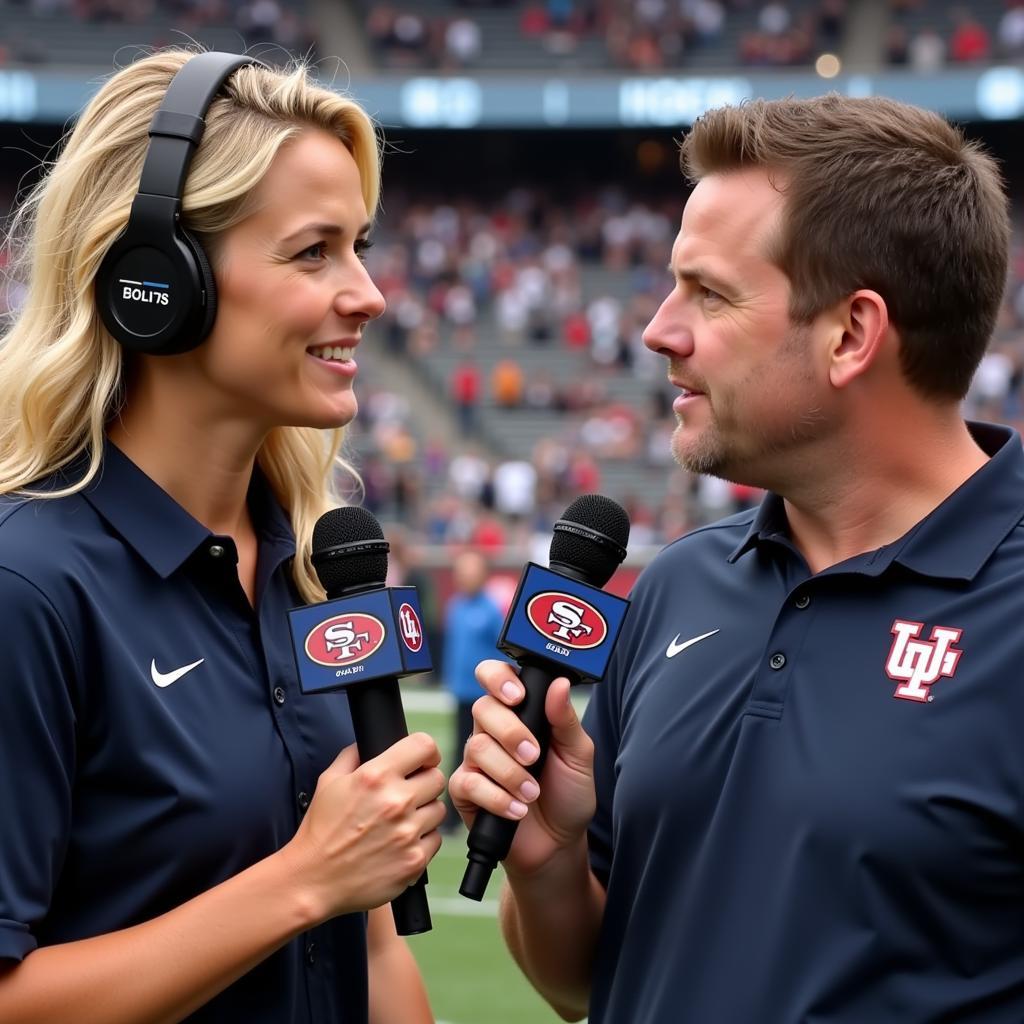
[[4, 65, 1024, 128]]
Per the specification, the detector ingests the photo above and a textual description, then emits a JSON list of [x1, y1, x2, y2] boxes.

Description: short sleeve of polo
[[0, 566, 79, 962]]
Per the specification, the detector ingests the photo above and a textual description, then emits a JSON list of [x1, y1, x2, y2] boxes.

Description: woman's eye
[[297, 242, 327, 261], [354, 238, 374, 262]]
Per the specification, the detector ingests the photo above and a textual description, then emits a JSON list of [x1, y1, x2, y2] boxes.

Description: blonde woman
[[0, 49, 444, 1023]]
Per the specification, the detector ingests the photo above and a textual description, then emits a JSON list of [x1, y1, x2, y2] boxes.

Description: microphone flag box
[[498, 563, 630, 683], [288, 587, 433, 694]]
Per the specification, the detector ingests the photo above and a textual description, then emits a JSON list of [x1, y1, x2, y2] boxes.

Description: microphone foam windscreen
[[550, 494, 630, 587], [311, 506, 388, 593]]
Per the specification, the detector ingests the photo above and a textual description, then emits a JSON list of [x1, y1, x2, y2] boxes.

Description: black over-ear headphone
[[96, 52, 264, 356]]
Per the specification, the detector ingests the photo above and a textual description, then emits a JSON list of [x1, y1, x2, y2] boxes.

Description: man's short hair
[[681, 95, 1010, 401]]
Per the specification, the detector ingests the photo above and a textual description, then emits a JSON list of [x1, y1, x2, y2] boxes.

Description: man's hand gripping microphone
[[459, 494, 630, 901]]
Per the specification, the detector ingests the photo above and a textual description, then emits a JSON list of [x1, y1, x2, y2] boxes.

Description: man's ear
[[827, 290, 890, 390]]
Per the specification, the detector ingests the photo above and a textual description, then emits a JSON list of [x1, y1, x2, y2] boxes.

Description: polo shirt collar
[[728, 494, 788, 564], [728, 422, 1024, 582], [81, 439, 295, 579], [889, 422, 1024, 581]]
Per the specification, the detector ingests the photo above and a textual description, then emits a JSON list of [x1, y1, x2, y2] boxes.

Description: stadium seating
[[0, 0, 314, 68], [355, 0, 845, 72]]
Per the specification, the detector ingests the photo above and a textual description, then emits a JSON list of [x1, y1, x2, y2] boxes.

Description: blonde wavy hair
[[0, 48, 381, 602]]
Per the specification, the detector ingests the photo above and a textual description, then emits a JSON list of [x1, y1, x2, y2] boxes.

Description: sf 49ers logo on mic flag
[[499, 564, 629, 683], [305, 613, 386, 667], [288, 586, 432, 694], [526, 592, 609, 650]]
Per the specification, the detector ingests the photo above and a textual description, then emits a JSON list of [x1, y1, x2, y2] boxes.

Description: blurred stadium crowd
[[3, 0, 1024, 555], [0, 0, 317, 65], [361, 0, 1024, 71], [2, 0, 1023, 70], [3, 169, 1024, 553], [363, 0, 846, 71], [347, 182, 1024, 552]]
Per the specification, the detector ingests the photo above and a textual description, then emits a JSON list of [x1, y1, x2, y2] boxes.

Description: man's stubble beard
[[671, 327, 826, 486], [673, 401, 827, 485]]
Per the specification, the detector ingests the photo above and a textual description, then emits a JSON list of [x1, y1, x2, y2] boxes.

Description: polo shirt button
[[208, 544, 225, 558], [273, 686, 286, 705], [306, 942, 316, 966], [769, 652, 786, 670], [794, 594, 811, 609], [297, 791, 310, 810]]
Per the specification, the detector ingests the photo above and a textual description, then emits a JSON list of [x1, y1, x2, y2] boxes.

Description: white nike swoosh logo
[[666, 629, 720, 658], [151, 658, 205, 688]]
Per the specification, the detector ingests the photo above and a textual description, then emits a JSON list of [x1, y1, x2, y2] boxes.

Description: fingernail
[[501, 681, 523, 702], [509, 800, 529, 818], [519, 779, 540, 801], [516, 740, 539, 764]]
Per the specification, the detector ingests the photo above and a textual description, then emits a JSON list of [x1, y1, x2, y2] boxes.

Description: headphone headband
[[138, 52, 256, 199], [96, 52, 265, 356]]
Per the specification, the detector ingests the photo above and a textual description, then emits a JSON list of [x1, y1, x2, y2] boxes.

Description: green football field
[[403, 693, 583, 1024]]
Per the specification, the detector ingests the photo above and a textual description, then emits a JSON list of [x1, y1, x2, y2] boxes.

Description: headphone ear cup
[[181, 228, 218, 344], [96, 233, 194, 356], [98, 53, 260, 356]]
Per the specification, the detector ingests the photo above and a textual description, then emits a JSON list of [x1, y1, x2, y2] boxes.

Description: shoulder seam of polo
[[1005, 514, 1024, 537], [0, 564, 86, 692], [659, 509, 759, 553], [0, 497, 34, 528], [0, 491, 88, 529]]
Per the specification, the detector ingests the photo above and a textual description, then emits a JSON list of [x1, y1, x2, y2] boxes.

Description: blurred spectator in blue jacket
[[441, 549, 505, 830]]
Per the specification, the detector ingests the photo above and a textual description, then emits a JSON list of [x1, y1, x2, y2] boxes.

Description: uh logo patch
[[885, 619, 964, 702]]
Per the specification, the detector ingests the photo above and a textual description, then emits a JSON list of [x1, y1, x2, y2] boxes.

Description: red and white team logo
[[398, 602, 423, 652], [526, 591, 608, 650], [885, 619, 963, 702], [305, 613, 386, 667]]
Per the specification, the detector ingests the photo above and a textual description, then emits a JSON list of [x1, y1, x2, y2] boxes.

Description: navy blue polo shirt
[[0, 441, 367, 1023], [585, 422, 1024, 1024]]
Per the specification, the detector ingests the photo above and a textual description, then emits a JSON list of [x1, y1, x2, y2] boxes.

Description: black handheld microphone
[[306, 506, 432, 935], [459, 494, 630, 901]]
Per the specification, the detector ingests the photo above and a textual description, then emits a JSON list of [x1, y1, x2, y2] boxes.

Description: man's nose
[[642, 291, 694, 359]]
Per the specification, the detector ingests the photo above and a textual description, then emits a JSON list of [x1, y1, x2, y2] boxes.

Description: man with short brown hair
[[450, 95, 1024, 1023]]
